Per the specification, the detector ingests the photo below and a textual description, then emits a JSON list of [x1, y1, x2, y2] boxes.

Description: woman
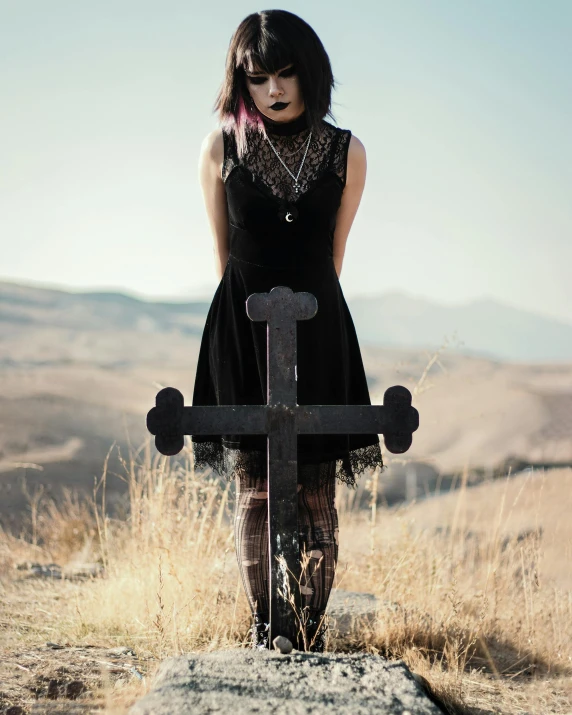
[[191, 10, 385, 651]]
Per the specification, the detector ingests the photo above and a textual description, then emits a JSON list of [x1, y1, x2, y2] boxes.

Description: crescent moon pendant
[[285, 212, 293, 223]]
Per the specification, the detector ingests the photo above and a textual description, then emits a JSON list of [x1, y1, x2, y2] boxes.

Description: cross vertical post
[[246, 287, 318, 647]]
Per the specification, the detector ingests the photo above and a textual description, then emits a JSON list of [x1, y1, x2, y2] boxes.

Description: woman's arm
[[198, 128, 229, 280], [332, 135, 367, 279]]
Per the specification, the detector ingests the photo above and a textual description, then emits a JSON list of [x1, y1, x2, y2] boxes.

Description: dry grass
[[335, 465, 572, 714], [1, 349, 571, 713], [1, 450, 571, 714]]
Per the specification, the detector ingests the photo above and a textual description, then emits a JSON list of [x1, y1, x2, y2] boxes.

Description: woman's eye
[[247, 67, 295, 84]]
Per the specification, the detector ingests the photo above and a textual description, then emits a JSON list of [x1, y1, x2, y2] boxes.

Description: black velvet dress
[[191, 111, 385, 492]]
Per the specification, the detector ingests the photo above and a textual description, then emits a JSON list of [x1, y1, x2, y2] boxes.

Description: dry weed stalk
[[276, 545, 330, 652]]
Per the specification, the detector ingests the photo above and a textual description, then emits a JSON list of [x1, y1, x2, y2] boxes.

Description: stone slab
[[129, 649, 444, 715], [326, 588, 386, 636]]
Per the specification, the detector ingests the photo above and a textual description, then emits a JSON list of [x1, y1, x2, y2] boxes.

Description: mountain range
[[1, 280, 570, 363]]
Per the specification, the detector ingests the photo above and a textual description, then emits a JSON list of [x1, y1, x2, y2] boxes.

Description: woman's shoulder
[[199, 127, 228, 181], [321, 119, 364, 156], [200, 127, 225, 162], [320, 118, 352, 139], [319, 121, 365, 186]]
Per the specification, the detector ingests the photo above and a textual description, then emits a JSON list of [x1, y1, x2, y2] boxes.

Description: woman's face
[[244, 62, 305, 123]]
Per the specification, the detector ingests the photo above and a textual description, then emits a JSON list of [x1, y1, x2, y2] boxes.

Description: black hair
[[214, 10, 336, 156]]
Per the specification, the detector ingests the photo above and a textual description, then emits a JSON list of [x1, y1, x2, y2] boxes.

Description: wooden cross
[[146, 286, 419, 649]]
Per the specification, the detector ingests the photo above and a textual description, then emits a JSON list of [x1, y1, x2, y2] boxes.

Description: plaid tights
[[234, 464, 339, 620]]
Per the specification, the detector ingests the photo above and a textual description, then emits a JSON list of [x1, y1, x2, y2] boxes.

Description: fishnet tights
[[234, 464, 339, 620]]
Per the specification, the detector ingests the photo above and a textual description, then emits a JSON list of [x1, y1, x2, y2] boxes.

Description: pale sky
[[1, 0, 571, 324]]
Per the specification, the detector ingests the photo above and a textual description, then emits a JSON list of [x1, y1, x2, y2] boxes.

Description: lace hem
[[191, 439, 386, 493]]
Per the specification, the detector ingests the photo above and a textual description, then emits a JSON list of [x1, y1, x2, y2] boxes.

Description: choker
[[260, 110, 309, 137]]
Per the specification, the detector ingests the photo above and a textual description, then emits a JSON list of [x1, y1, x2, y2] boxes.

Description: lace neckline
[[260, 110, 309, 137], [223, 119, 352, 203]]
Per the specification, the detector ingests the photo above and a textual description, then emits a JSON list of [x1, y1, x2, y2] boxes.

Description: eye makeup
[[246, 66, 296, 84]]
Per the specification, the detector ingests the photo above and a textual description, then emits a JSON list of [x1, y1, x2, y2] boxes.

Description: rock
[[272, 635, 293, 654], [327, 589, 396, 636], [130, 666, 145, 680], [128, 650, 445, 715], [327, 589, 432, 636], [64, 562, 105, 579], [412, 672, 431, 693], [327, 589, 379, 634], [15, 560, 105, 580], [47, 679, 60, 699], [66, 680, 87, 699], [108, 646, 137, 657], [31, 563, 63, 578]]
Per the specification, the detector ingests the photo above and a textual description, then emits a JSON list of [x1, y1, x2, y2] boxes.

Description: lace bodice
[[222, 120, 352, 205]]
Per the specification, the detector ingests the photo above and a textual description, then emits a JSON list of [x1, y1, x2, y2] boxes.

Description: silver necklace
[[264, 131, 313, 195], [273, 136, 307, 158]]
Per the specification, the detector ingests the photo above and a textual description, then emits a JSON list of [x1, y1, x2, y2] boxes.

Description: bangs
[[237, 36, 294, 76]]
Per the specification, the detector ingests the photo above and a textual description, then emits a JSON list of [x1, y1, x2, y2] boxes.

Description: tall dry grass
[[335, 464, 572, 713], [4, 447, 571, 713], [1, 343, 570, 714]]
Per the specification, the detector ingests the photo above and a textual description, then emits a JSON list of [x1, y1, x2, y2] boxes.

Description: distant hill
[[347, 292, 572, 363], [0, 280, 210, 335], [0, 279, 571, 528], [1, 280, 571, 363]]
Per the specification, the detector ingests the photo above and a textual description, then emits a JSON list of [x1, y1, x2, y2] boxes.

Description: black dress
[[191, 110, 385, 492]]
